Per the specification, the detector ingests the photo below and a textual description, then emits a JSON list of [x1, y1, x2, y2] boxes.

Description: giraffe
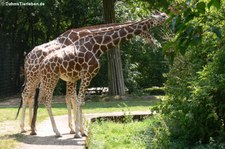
[[18, 20, 155, 134], [30, 11, 168, 138]]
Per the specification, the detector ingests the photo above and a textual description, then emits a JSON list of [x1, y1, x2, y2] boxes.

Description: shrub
[[162, 47, 225, 145]]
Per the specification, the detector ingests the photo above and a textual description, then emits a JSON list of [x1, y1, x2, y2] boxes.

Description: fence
[[0, 33, 21, 98]]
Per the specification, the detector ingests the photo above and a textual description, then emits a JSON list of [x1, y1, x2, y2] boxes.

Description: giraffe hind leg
[[28, 98, 34, 130], [20, 86, 35, 133], [20, 97, 28, 133]]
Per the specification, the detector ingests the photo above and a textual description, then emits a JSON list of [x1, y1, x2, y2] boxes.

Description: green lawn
[[88, 117, 158, 149], [0, 96, 160, 149], [0, 97, 159, 122]]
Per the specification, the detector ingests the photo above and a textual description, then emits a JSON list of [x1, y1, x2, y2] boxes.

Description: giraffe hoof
[[30, 132, 37, 135], [55, 134, 62, 138], [74, 133, 82, 138], [82, 131, 88, 137], [70, 130, 75, 134], [21, 130, 26, 133]]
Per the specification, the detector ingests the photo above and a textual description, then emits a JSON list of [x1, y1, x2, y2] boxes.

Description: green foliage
[[53, 79, 66, 95], [163, 48, 225, 144], [122, 40, 168, 92], [164, 0, 223, 60], [114, 0, 170, 93], [190, 49, 225, 143], [162, 0, 225, 145]]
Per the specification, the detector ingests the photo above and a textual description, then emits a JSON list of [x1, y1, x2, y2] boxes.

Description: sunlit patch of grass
[[83, 98, 159, 113], [0, 132, 24, 149], [0, 136, 17, 149], [87, 117, 159, 149]]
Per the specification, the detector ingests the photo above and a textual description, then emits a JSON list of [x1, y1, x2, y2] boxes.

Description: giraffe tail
[[15, 83, 25, 120], [31, 88, 40, 130]]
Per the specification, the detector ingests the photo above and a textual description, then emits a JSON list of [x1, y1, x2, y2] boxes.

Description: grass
[[0, 96, 159, 149], [87, 115, 164, 149], [0, 97, 159, 122], [88, 113, 225, 149]]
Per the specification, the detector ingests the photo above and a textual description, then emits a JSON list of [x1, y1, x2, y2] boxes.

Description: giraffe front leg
[[79, 108, 88, 137], [45, 102, 61, 137], [74, 77, 92, 138], [66, 97, 75, 134], [73, 102, 87, 137], [74, 104, 82, 138], [66, 82, 76, 134]]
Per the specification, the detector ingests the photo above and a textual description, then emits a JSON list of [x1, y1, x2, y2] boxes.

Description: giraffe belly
[[60, 73, 80, 82]]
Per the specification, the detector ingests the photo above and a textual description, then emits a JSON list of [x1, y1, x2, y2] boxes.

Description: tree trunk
[[103, 0, 125, 95]]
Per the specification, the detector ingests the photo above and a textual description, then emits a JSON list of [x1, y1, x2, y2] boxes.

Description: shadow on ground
[[5, 132, 85, 145]]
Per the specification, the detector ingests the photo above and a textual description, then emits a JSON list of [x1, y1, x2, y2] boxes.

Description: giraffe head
[[138, 11, 168, 45], [151, 11, 168, 25]]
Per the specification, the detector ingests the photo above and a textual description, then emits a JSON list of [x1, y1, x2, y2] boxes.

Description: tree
[[103, 0, 125, 95]]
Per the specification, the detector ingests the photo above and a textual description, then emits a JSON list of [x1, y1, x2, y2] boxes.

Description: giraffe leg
[[44, 101, 61, 137], [66, 82, 76, 134], [28, 98, 34, 130], [20, 97, 28, 133], [74, 104, 82, 138], [69, 82, 82, 138], [30, 88, 40, 136], [79, 108, 88, 137], [74, 77, 92, 138], [39, 74, 61, 137], [21, 78, 39, 134], [68, 82, 87, 137], [66, 98, 75, 134], [20, 85, 35, 133], [71, 94, 87, 137]]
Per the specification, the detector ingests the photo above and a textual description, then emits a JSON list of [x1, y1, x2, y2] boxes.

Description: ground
[[0, 95, 154, 149], [19, 115, 86, 149], [0, 96, 86, 149]]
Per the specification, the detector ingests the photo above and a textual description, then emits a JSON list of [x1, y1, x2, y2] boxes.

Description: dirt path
[[17, 111, 152, 149], [18, 115, 86, 149]]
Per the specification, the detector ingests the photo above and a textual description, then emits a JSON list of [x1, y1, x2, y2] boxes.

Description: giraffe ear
[[154, 10, 161, 15]]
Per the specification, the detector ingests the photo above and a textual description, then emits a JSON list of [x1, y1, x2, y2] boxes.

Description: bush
[[162, 47, 225, 145]]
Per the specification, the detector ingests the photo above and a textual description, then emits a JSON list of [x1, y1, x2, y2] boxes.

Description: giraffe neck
[[56, 22, 134, 47], [84, 16, 160, 58]]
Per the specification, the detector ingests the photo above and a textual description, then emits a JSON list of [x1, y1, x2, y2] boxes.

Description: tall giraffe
[[31, 12, 168, 138], [18, 21, 155, 134]]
